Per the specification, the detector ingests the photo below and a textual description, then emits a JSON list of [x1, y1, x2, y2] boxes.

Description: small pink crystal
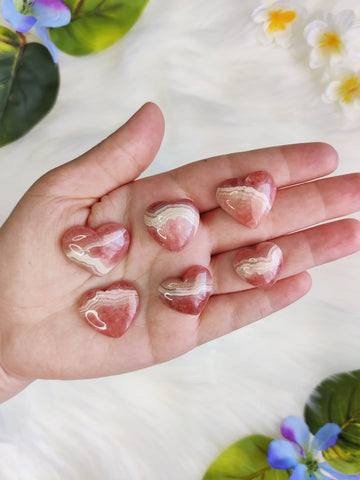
[[144, 199, 199, 251], [79, 281, 139, 338], [62, 223, 130, 276], [159, 265, 212, 315], [216, 171, 276, 228], [233, 241, 283, 288]]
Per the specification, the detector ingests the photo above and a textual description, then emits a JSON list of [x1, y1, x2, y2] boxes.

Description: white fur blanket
[[0, 0, 359, 478]]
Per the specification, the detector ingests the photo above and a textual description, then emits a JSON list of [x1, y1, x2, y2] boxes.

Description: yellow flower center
[[267, 9, 296, 33], [337, 76, 360, 104], [319, 31, 343, 53]]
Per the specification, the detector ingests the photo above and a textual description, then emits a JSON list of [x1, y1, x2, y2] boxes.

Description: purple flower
[[1, 0, 71, 62], [268, 416, 360, 480]]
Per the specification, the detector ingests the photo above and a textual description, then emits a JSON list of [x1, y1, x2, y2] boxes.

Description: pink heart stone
[[144, 199, 200, 251], [62, 223, 130, 276], [216, 171, 276, 228], [79, 281, 139, 338], [159, 265, 213, 315], [233, 241, 283, 289]]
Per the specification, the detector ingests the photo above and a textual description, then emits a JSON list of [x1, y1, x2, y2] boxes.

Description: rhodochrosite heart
[[216, 171, 276, 228], [159, 265, 213, 315], [79, 281, 139, 338], [144, 199, 199, 251], [62, 223, 130, 276], [233, 241, 283, 288]]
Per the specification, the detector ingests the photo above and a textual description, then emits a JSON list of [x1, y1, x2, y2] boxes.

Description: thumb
[[42, 102, 165, 199]]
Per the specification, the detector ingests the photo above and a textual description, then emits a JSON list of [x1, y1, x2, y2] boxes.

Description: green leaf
[[50, 0, 149, 56], [202, 435, 291, 480], [304, 369, 360, 474], [0, 27, 59, 147]]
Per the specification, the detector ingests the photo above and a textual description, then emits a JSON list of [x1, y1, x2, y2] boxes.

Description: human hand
[[0, 103, 359, 403]]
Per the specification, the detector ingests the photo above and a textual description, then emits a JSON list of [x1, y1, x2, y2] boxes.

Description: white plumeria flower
[[323, 69, 360, 118], [252, 0, 307, 48], [304, 10, 358, 69]]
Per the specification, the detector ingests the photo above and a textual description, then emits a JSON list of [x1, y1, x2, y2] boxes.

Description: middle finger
[[204, 173, 360, 255], [210, 219, 360, 295]]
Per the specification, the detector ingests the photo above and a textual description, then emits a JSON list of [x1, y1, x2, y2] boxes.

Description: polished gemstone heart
[[79, 281, 139, 338], [233, 241, 283, 288], [216, 171, 276, 228], [144, 199, 199, 251], [159, 265, 212, 315], [62, 223, 130, 276]]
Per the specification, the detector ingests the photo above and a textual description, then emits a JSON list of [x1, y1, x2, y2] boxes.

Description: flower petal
[[31, 0, 71, 28], [323, 80, 341, 103], [1, 0, 37, 32], [312, 423, 342, 455], [275, 33, 293, 48], [289, 464, 308, 480], [304, 20, 327, 46], [268, 439, 301, 469], [308, 49, 326, 69], [334, 10, 355, 31], [320, 462, 360, 480], [251, 5, 269, 23], [281, 416, 310, 453], [34, 25, 58, 62]]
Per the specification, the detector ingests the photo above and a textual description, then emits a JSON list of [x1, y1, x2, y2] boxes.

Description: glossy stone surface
[[216, 171, 276, 228], [159, 265, 213, 315], [233, 241, 283, 288], [62, 223, 130, 276], [79, 281, 139, 338], [144, 199, 199, 251]]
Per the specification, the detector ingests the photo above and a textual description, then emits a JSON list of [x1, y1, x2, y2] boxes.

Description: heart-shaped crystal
[[79, 281, 139, 337], [144, 199, 199, 251], [216, 171, 276, 228], [233, 241, 283, 288], [62, 223, 130, 276], [159, 265, 212, 315]]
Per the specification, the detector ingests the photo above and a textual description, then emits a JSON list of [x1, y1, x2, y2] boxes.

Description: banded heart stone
[[216, 171, 276, 228], [159, 265, 212, 315], [233, 241, 283, 289], [62, 223, 130, 276], [144, 199, 199, 251], [79, 281, 139, 338]]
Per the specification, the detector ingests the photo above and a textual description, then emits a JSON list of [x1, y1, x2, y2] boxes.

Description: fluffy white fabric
[[0, 0, 359, 478]]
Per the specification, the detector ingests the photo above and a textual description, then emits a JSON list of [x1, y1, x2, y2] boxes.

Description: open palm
[[0, 103, 359, 402]]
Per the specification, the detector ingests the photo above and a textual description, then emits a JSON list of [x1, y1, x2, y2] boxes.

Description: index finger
[[167, 142, 338, 213]]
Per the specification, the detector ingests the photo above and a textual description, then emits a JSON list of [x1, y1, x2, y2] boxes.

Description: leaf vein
[[0, 43, 24, 126]]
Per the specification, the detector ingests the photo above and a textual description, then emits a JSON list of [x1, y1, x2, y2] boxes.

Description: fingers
[[85, 142, 339, 231], [168, 142, 338, 213], [39, 103, 165, 198], [197, 272, 312, 345], [205, 173, 360, 254], [210, 219, 360, 295]]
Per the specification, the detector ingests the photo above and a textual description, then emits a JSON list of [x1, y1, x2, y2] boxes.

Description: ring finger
[[210, 218, 360, 295]]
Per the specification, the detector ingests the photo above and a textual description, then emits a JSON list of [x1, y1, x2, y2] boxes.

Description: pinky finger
[[197, 272, 312, 345]]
